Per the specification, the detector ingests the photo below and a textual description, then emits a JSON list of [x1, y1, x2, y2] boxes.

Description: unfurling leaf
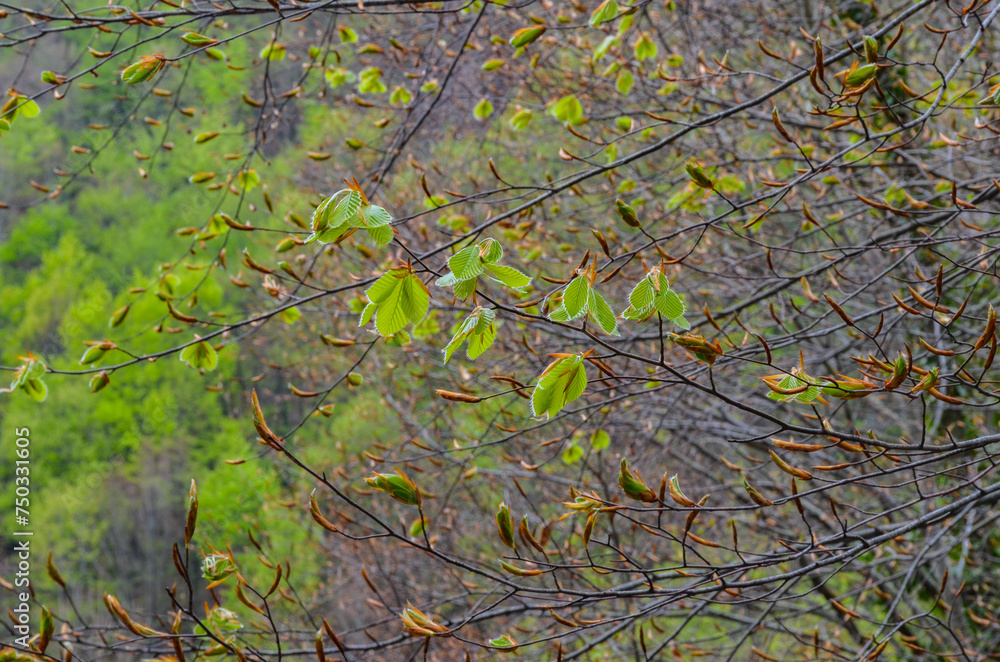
[[489, 634, 518, 651], [743, 477, 774, 507], [443, 307, 498, 363], [10, 355, 48, 402], [500, 560, 542, 576], [621, 269, 690, 329], [615, 198, 641, 227], [619, 459, 657, 502], [530, 353, 588, 419], [589, 0, 619, 27], [38, 607, 53, 653], [668, 474, 696, 507], [89, 371, 111, 393], [400, 603, 448, 637], [685, 161, 714, 189], [435, 238, 531, 298], [843, 62, 877, 88], [359, 269, 429, 336], [496, 501, 516, 550], [202, 552, 236, 585], [179, 341, 218, 371], [509, 26, 546, 48], [121, 55, 165, 84], [366, 469, 421, 506]]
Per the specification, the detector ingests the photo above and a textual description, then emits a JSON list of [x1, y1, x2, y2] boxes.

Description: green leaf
[[435, 272, 458, 288], [634, 33, 658, 61], [469, 308, 498, 358], [453, 276, 478, 300], [121, 57, 163, 84], [260, 43, 286, 60], [362, 270, 428, 336], [548, 305, 570, 322], [474, 98, 494, 119], [328, 190, 363, 229], [654, 289, 685, 319], [844, 63, 877, 87], [358, 204, 392, 227], [357, 67, 387, 94], [280, 307, 301, 324], [589, 0, 619, 27], [326, 67, 355, 87], [616, 70, 634, 95], [590, 290, 619, 336], [375, 283, 410, 336], [509, 108, 533, 130], [628, 276, 655, 311], [509, 26, 546, 48], [365, 223, 394, 245], [621, 305, 647, 321], [562, 276, 591, 320], [89, 371, 110, 393], [531, 354, 588, 419], [448, 245, 485, 280], [590, 429, 610, 450], [390, 86, 412, 105], [22, 378, 47, 402], [443, 317, 475, 364], [550, 95, 584, 124], [485, 264, 531, 290], [181, 32, 217, 47], [79, 345, 110, 365], [400, 276, 430, 324], [367, 270, 404, 303], [180, 341, 218, 371], [237, 169, 260, 192], [445, 308, 498, 362], [489, 635, 517, 650], [480, 238, 504, 263], [592, 35, 620, 61], [359, 302, 377, 327], [339, 26, 358, 43], [562, 443, 584, 464]]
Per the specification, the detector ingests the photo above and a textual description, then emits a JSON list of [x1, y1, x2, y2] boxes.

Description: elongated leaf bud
[[495, 501, 516, 550]]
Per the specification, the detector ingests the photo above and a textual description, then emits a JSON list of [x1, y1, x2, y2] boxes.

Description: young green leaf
[[10, 356, 48, 402], [561, 276, 591, 320], [530, 354, 588, 419], [589, 0, 620, 27], [442, 307, 498, 363], [620, 270, 689, 329], [509, 26, 546, 48], [436, 238, 530, 298], [589, 290, 619, 336], [179, 341, 218, 371], [550, 95, 584, 124], [474, 99, 494, 120], [634, 33, 658, 61], [485, 264, 531, 291], [121, 55, 165, 84], [259, 43, 286, 60]]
